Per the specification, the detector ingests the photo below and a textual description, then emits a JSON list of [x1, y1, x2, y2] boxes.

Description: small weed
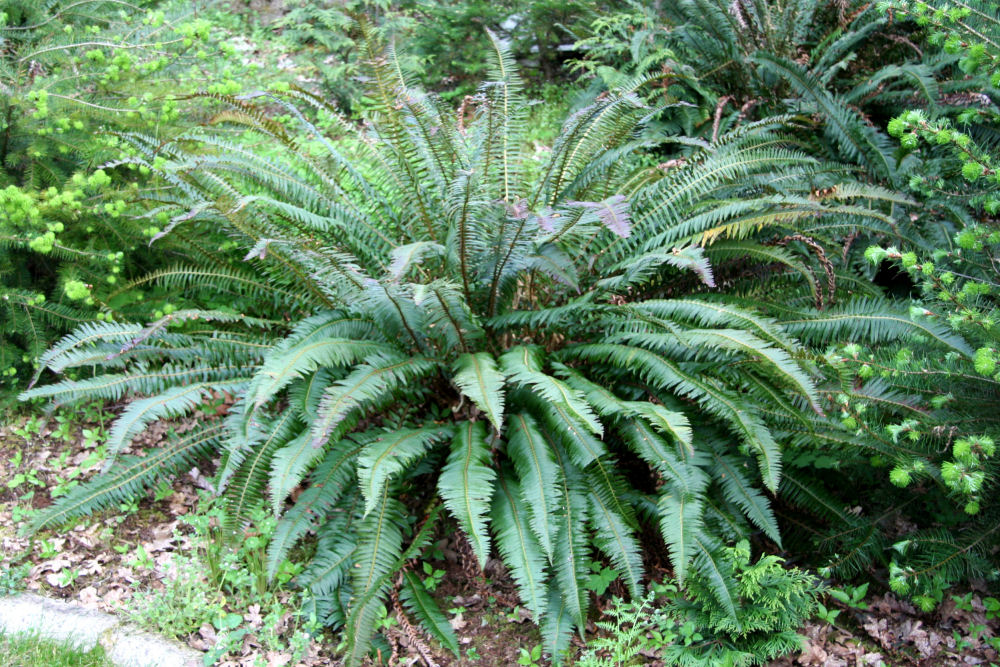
[[815, 601, 841, 625], [56, 567, 81, 588], [829, 582, 869, 610], [6, 468, 43, 490], [51, 414, 75, 442], [37, 539, 58, 559], [12, 415, 44, 439], [0, 562, 30, 596], [585, 561, 618, 596], [421, 561, 445, 592], [80, 428, 104, 448], [128, 544, 154, 570], [517, 644, 542, 667]]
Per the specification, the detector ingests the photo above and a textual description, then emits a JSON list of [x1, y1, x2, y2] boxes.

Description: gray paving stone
[[0, 594, 202, 666], [101, 625, 201, 667], [0, 593, 117, 650]]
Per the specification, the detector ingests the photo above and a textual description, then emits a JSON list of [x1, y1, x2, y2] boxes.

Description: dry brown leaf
[[449, 611, 467, 631], [78, 586, 100, 608]]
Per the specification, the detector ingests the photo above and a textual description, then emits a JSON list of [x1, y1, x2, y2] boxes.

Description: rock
[[0, 593, 116, 650], [0, 593, 201, 666], [100, 625, 200, 667]]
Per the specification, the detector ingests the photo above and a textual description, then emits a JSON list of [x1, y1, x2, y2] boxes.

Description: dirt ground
[[1, 409, 997, 667]]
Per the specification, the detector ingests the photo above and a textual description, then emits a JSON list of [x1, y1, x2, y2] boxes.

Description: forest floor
[[1, 409, 997, 667]]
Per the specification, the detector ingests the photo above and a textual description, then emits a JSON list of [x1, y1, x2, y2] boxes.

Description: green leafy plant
[[127, 498, 314, 664], [829, 582, 869, 610], [0, 561, 30, 597], [577, 541, 820, 666], [23, 26, 941, 666], [773, 0, 1000, 606], [518, 644, 543, 667]]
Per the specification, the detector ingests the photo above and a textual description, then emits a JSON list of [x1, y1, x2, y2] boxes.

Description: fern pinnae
[[357, 425, 453, 516], [344, 488, 406, 667], [690, 533, 740, 624], [658, 485, 706, 584], [711, 451, 781, 546], [501, 345, 603, 436], [506, 413, 562, 560], [267, 439, 364, 579], [585, 471, 644, 597], [451, 352, 506, 432], [247, 337, 389, 412], [619, 419, 699, 483], [492, 468, 550, 620], [102, 380, 247, 469], [269, 430, 325, 515], [539, 398, 608, 467], [33, 321, 144, 375], [29, 423, 224, 533], [483, 28, 523, 203], [547, 440, 590, 631], [309, 356, 438, 448], [299, 532, 357, 596], [542, 589, 576, 667], [438, 420, 497, 568], [220, 410, 300, 528], [344, 497, 442, 666], [780, 300, 974, 357], [400, 570, 460, 657], [678, 328, 821, 413]]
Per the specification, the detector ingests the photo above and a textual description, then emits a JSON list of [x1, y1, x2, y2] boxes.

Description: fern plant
[[572, 0, 984, 190], [22, 29, 936, 665], [577, 541, 820, 666]]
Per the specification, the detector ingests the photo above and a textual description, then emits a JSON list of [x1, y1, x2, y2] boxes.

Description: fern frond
[[269, 430, 325, 515], [29, 423, 224, 532], [492, 469, 549, 621], [506, 413, 562, 561], [711, 451, 781, 545], [103, 380, 247, 465], [452, 352, 506, 432], [357, 425, 453, 516], [438, 420, 497, 568], [400, 570, 460, 657], [309, 355, 439, 447], [267, 438, 364, 579], [343, 491, 407, 667], [780, 299, 974, 356]]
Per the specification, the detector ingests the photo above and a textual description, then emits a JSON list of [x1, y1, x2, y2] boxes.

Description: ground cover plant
[[5, 0, 1000, 665]]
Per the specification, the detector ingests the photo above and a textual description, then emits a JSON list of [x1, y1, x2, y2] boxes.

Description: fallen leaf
[[78, 586, 100, 608], [449, 612, 467, 631]]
